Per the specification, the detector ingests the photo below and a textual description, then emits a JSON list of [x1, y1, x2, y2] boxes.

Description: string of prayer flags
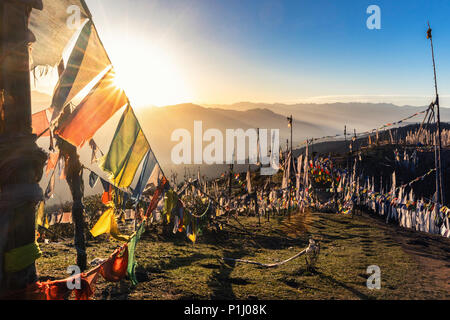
[[297, 108, 428, 147], [51, 20, 112, 122], [31, 244, 130, 300], [55, 68, 128, 147], [100, 105, 150, 188]]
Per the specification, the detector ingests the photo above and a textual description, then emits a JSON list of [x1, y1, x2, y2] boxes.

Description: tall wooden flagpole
[[427, 23, 445, 206], [287, 115, 293, 216]]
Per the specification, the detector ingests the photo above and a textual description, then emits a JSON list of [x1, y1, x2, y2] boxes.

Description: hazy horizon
[[30, 88, 450, 111]]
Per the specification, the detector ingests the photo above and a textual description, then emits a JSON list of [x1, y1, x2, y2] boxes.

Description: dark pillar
[[0, 0, 47, 298]]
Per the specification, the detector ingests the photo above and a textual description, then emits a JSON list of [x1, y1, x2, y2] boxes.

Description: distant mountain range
[[136, 102, 450, 167], [135, 103, 325, 163], [31, 90, 450, 204], [205, 102, 450, 133]]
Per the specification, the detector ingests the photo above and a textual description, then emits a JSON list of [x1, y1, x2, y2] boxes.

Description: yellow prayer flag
[[90, 207, 130, 242], [36, 201, 46, 229], [90, 207, 114, 238], [188, 233, 196, 243], [44, 215, 49, 229]]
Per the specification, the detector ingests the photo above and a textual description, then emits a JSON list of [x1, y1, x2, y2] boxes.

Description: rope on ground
[[221, 238, 319, 268]]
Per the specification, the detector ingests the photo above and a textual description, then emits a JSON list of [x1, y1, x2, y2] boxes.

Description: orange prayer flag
[[100, 246, 129, 282], [55, 69, 127, 147], [74, 267, 101, 301], [46, 151, 60, 176], [51, 21, 111, 121], [36, 279, 72, 300], [101, 185, 113, 204], [32, 109, 50, 137]]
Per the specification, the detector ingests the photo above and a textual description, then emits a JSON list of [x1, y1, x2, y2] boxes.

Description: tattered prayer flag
[[147, 164, 162, 189], [89, 171, 99, 188], [89, 139, 102, 164], [46, 151, 60, 176], [45, 171, 56, 200], [55, 68, 128, 147], [29, 0, 89, 68], [32, 109, 50, 137], [51, 20, 111, 121], [100, 106, 150, 188], [132, 150, 157, 202]]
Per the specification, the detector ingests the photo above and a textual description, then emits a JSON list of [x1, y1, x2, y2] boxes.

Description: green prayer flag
[[100, 105, 150, 188], [4, 242, 42, 273], [127, 221, 146, 286]]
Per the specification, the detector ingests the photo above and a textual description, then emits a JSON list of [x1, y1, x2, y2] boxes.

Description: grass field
[[36, 210, 450, 300]]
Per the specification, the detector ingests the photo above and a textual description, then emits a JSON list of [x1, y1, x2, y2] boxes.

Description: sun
[[107, 40, 193, 108]]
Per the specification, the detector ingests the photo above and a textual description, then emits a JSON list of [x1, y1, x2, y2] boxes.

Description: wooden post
[[228, 162, 233, 198], [57, 137, 87, 271], [0, 0, 47, 298], [427, 24, 449, 231], [427, 24, 445, 206], [288, 115, 293, 217]]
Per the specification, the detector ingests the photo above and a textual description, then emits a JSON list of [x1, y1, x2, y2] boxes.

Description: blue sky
[[85, 0, 450, 107]]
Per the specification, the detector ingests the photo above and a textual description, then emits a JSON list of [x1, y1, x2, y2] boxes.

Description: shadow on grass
[[158, 252, 216, 271], [310, 269, 371, 300], [207, 247, 250, 299], [100, 279, 131, 300]]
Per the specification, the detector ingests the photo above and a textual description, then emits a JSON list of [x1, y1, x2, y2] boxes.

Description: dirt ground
[[36, 210, 450, 300]]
